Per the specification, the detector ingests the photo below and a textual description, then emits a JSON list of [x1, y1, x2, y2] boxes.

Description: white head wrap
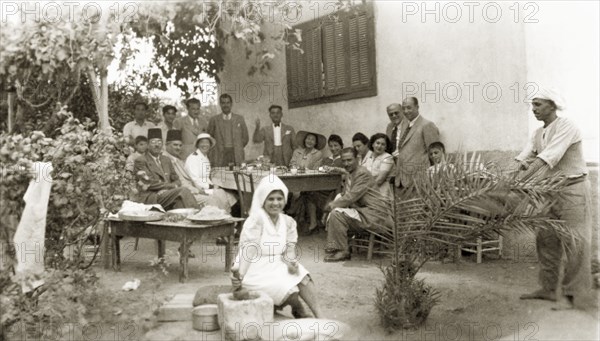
[[531, 87, 566, 111], [249, 175, 289, 217]]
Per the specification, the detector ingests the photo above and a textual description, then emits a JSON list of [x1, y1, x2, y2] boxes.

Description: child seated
[[126, 136, 148, 173]]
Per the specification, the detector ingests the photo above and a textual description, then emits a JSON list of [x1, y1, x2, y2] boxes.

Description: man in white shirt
[[123, 102, 155, 145], [516, 88, 592, 310], [253, 105, 296, 166]]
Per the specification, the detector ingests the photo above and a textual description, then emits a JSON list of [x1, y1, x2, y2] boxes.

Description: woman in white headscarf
[[230, 175, 322, 318]]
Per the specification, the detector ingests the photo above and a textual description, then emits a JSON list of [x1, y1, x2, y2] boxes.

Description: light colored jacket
[[394, 115, 440, 187], [185, 150, 213, 190]]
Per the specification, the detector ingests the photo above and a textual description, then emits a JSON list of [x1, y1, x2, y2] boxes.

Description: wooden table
[[101, 217, 244, 283], [211, 167, 343, 192]]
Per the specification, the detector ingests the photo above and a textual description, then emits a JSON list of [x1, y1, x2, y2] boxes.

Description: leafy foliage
[[0, 110, 143, 339], [369, 153, 572, 330]]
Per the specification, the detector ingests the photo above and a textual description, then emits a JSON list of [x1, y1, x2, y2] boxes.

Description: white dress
[[235, 211, 309, 306]]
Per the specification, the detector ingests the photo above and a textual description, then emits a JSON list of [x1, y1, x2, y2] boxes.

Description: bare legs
[[298, 279, 322, 318], [280, 279, 323, 319]]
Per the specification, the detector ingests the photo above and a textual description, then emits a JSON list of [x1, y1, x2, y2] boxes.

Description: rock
[[193, 285, 232, 306], [217, 291, 274, 341], [157, 294, 195, 321]]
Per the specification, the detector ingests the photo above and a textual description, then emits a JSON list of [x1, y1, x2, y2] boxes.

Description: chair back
[[232, 171, 255, 218]]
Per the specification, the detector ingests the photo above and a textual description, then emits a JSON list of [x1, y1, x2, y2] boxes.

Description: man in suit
[[324, 148, 393, 262], [173, 98, 208, 159], [394, 97, 440, 189], [134, 128, 197, 209], [253, 104, 296, 166], [208, 94, 249, 166], [385, 103, 404, 153]]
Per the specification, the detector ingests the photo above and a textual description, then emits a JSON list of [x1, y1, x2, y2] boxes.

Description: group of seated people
[[125, 128, 236, 213], [120, 98, 456, 318]]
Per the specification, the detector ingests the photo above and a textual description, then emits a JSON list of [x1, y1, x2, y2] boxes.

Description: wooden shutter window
[[349, 12, 371, 88], [286, 3, 376, 108]]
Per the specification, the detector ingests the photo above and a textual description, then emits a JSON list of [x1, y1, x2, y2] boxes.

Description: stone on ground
[[193, 284, 231, 306], [157, 293, 194, 322], [217, 291, 274, 341]]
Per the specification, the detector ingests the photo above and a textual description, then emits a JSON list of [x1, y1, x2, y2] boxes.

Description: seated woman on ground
[[362, 133, 395, 198], [231, 175, 323, 318]]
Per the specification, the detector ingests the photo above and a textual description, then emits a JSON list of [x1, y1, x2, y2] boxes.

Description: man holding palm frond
[[516, 88, 592, 310]]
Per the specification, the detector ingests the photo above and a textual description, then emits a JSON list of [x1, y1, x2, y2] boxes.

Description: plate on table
[[187, 217, 229, 224], [118, 210, 165, 222], [187, 206, 231, 224], [167, 208, 199, 217]]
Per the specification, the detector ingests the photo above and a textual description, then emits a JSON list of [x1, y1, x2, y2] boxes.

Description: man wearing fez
[[208, 94, 249, 166], [173, 98, 209, 159], [134, 128, 197, 209], [253, 104, 296, 166]]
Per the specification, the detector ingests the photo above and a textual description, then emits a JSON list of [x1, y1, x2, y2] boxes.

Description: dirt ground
[[92, 230, 599, 341]]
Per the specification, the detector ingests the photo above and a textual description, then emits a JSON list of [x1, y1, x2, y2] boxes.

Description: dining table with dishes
[[101, 207, 244, 283], [210, 166, 344, 193]]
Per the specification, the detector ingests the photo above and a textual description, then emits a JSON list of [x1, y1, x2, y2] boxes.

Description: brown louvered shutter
[[304, 26, 322, 99], [322, 19, 348, 96], [286, 3, 376, 108], [287, 23, 322, 105], [286, 43, 301, 103], [348, 10, 373, 90]]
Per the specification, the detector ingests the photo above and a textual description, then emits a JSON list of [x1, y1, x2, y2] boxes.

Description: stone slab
[[157, 294, 194, 322]]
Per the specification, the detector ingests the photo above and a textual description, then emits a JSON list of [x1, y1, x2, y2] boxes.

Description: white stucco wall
[[218, 1, 597, 162], [523, 1, 599, 163]]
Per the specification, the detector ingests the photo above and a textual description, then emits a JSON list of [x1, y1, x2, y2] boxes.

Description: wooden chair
[[227, 171, 256, 249], [457, 233, 503, 263], [349, 231, 390, 261], [232, 171, 255, 218]]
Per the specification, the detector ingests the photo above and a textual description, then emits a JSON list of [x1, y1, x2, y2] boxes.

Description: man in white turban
[[516, 88, 592, 310]]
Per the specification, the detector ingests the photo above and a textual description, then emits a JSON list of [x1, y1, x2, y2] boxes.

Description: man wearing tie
[[253, 104, 296, 166], [133, 128, 197, 209], [394, 97, 440, 189], [208, 94, 249, 166], [385, 103, 404, 154], [173, 98, 208, 159]]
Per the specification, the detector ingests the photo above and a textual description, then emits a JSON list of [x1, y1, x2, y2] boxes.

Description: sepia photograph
[[1, 1, 598, 340]]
